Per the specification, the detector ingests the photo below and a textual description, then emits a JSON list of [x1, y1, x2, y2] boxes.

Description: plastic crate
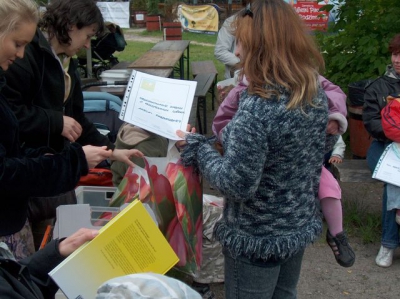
[[74, 186, 120, 226], [75, 185, 116, 205]]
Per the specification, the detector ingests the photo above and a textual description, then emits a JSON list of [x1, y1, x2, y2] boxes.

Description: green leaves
[[316, 0, 400, 92]]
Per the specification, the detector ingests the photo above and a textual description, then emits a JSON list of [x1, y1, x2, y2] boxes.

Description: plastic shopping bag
[[107, 143, 203, 275]]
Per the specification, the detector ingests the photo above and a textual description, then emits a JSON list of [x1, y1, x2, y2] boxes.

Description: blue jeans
[[366, 140, 400, 249], [224, 248, 305, 299]]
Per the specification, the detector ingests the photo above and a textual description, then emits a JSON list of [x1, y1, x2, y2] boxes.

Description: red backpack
[[381, 97, 400, 142], [77, 168, 114, 187]]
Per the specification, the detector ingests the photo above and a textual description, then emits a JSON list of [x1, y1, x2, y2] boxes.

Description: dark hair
[[39, 0, 104, 45], [388, 34, 400, 54]]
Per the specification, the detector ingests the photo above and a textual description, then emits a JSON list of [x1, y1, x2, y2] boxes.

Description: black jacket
[[363, 67, 400, 143], [0, 89, 88, 235], [0, 240, 63, 299], [2, 29, 113, 152]]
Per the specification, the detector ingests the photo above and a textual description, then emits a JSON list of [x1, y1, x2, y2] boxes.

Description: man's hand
[[110, 149, 144, 167], [82, 145, 112, 168], [58, 228, 98, 257], [62, 116, 82, 142]]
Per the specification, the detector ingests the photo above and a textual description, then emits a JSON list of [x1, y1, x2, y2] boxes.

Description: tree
[[34, 0, 47, 5], [131, 0, 147, 11], [315, 0, 400, 92], [147, 0, 160, 16], [163, 0, 179, 22]]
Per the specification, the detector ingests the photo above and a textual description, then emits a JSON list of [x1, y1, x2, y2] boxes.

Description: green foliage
[[131, 0, 147, 11], [315, 0, 400, 93], [164, 0, 178, 22], [34, 0, 47, 6], [147, 0, 160, 16], [115, 41, 155, 62], [342, 195, 381, 244]]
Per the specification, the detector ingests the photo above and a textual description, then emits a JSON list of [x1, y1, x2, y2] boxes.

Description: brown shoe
[[326, 230, 355, 267]]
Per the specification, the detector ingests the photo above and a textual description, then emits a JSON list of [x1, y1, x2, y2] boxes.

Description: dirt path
[[204, 181, 396, 299]]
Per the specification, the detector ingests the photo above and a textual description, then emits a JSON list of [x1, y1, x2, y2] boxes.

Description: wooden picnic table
[[112, 61, 173, 78], [128, 51, 182, 69], [128, 40, 190, 80], [150, 40, 190, 79], [84, 61, 173, 97]]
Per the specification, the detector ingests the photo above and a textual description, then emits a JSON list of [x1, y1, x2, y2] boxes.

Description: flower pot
[[163, 22, 182, 40], [146, 15, 161, 31]]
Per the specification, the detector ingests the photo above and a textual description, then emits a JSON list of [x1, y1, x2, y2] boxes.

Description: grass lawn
[[115, 30, 226, 81]]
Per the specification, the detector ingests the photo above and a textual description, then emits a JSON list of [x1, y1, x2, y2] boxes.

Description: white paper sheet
[[119, 71, 197, 140], [372, 142, 400, 187]]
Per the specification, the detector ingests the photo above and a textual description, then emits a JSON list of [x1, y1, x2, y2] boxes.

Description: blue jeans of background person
[[366, 140, 400, 249], [224, 248, 305, 299]]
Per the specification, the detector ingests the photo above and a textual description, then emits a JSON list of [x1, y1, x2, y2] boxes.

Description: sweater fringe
[[214, 219, 322, 261]]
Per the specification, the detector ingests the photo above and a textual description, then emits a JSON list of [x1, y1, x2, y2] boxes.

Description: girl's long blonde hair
[[233, 0, 325, 109], [0, 0, 38, 42]]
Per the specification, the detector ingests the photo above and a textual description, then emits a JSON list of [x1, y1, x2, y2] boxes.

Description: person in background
[[214, 0, 249, 79], [380, 95, 400, 224], [0, 0, 115, 261], [110, 123, 168, 187], [2, 0, 142, 250], [363, 33, 400, 268], [177, 0, 328, 297]]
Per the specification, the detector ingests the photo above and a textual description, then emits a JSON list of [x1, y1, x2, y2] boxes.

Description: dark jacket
[[0, 69, 89, 235], [0, 240, 64, 299], [363, 66, 400, 142], [2, 29, 113, 152]]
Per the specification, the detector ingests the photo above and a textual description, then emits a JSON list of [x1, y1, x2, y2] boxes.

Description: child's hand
[[176, 125, 196, 148], [217, 85, 235, 104], [329, 156, 343, 164], [326, 120, 339, 135]]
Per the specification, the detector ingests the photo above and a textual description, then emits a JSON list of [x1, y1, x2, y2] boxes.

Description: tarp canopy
[[178, 4, 219, 34]]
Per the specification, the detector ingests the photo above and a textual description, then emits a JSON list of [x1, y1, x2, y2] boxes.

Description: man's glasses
[[242, 3, 253, 18]]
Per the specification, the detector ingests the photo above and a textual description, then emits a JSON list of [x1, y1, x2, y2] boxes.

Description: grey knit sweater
[[181, 86, 328, 261]]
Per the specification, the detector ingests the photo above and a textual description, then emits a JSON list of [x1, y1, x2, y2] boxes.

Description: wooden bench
[[193, 73, 216, 134], [191, 60, 218, 111], [331, 159, 381, 183]]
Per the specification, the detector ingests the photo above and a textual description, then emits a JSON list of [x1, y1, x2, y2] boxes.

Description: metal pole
[[86, 46, 93, 79]]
